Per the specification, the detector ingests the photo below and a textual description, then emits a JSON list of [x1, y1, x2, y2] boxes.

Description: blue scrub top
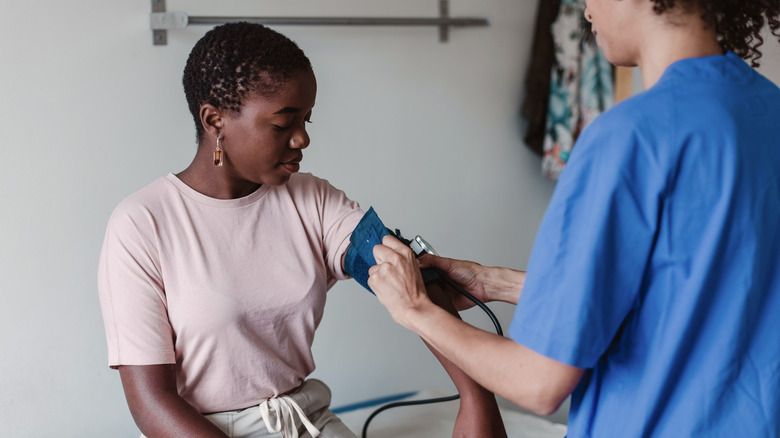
[[510, 52, 780, 437]]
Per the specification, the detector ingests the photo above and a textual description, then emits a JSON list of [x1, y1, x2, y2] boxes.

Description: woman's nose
[[289, 129, 310, 150]]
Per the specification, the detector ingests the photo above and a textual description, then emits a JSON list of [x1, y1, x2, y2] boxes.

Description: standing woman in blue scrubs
[[368, 0, 780, 436]]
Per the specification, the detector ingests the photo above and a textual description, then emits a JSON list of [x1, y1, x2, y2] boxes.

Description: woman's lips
[[282, 158, 301, 173], [282, 162, 300, 173]]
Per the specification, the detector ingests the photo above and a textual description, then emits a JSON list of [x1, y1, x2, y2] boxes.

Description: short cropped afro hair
[[652, 0, 780, 67], [182, 22, 313, 141]]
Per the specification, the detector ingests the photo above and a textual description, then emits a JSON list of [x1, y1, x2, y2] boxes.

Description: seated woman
[[98, 22, 506, 438]]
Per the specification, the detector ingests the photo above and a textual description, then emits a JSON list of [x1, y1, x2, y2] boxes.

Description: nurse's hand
[[418, 254, 490, 311], [369, 235, 433, 329], [421, 254, 525, 306]]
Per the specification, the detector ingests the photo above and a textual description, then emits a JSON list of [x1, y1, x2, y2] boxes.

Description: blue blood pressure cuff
[[344, 207, 391, 294]]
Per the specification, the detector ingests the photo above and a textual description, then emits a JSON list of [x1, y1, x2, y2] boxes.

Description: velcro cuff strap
[[343, 207, 390, 294]]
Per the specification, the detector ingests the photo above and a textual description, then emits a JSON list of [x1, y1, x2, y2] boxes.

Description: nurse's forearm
[[479, 266, 526, 304], [406, 302, 584, 416]]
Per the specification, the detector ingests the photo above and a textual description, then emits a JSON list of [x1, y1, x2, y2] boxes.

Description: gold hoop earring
[[214, 133, 224, 167]]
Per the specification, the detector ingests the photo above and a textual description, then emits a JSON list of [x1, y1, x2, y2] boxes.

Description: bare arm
[[424, 280, 508, 438], [405, 302, 583, 415], [369, 236, 584, 415], [342, 241, 508, 435], [344, 243, 507, 436], [118, 365, 228, 438], [418, 254, 525, 307]]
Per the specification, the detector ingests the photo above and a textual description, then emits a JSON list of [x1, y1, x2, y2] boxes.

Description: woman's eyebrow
[[273, 106, 301, 115]]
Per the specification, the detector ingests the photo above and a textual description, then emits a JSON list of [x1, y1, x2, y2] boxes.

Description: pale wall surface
[[1, 1, 778, 436], [0, 1, 552, 436]]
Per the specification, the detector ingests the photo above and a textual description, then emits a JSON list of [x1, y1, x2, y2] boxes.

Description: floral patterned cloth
[[542, 0, 614, 180]]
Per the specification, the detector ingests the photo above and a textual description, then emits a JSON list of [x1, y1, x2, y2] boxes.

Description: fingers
[[369, 235, 424, 297], [366, 257, 394, 282], [368, 237, 430, 329], [373, 235, 414, 264], [381, 234, 412, 252], [418, 253, 444, 269]]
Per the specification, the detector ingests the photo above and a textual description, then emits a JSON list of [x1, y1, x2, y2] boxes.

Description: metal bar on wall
[[150, 0, 489, 46]]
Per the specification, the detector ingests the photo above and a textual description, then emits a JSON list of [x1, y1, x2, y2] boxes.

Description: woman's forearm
[[119, 365, 228, 438], [424, 281, 508, 438]]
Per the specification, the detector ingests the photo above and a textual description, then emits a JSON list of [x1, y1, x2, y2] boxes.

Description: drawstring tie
[[259, 394, 321, 438]]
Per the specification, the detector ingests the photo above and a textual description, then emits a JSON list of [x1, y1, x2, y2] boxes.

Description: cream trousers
[[141, 379, 357, 438]]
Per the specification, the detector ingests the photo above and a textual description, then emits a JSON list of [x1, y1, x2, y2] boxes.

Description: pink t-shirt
[[98, 172, 363, 413]]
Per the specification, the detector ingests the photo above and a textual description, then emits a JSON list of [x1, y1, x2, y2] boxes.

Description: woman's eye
[[305, 119, 313, 124], [273, 124, 291, 131]]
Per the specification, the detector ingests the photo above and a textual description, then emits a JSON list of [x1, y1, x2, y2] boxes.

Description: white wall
[[759, 26, 780, 82], [2, 1, 779, 436], [0, 1, 553, 436]]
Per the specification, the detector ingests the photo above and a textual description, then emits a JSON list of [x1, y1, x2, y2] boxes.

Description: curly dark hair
[[182, 22, 313, 141], [652, 0, 780, 67]]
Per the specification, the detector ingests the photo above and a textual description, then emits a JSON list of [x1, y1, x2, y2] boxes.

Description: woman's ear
[[200, 104, 224, 138]]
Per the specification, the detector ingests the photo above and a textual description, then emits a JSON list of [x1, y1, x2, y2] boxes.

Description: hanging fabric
[[521, 0, 562, 157], [541, 0, 614, 180]]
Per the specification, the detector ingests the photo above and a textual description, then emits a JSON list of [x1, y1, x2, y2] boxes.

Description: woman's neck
[[176, 151, 261, 200]]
